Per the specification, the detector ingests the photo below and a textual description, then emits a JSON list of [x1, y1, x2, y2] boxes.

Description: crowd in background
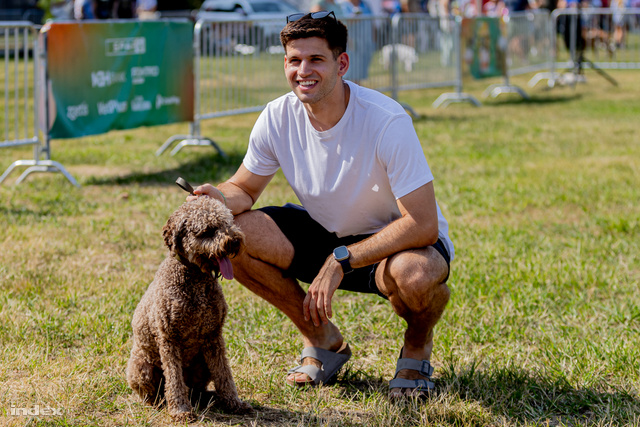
[[318, 0, 637, 18], [41, 0, 637, 56], [370, 0, 638, 18], [43, 0, 640, 21], [45, 0, 158, 20]]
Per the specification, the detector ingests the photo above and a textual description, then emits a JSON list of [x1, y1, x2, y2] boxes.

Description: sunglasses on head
[[286, 10, 336, 23]]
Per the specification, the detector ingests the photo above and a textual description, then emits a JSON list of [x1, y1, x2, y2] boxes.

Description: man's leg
[[230, 210, 346, 383], [375, 246, 451, 397]]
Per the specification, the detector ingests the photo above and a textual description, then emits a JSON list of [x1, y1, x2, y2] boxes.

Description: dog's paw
[[170, 410, 196, 423]]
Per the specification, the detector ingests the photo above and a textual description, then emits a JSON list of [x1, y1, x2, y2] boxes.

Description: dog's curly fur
[[126, 197, 252, 422]]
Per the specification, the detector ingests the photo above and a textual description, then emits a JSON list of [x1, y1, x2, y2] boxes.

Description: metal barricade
[[555, 7, 640, 70], [157, 17, 291, 156], [340, 15, 392, 91], [533, 8, 640, 87], [159, 13, 478, 150], [344, 14, 478, 109], [387, 14, 458, 93], [0, 22, 39, 151], [506, 10, 554, 77], [432, 16, 483, 108], [0, 21, 78, 186]]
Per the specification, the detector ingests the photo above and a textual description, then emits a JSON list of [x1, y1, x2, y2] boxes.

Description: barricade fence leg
[[482, 75, 530, 100], [433, 19, 481, 108], [1, 140, 80, 187], [157, 120, 228, 158]]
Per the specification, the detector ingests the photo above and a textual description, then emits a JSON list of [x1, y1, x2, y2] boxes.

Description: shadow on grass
[[85, 149, 245, 188], [485, 93, 583, 106], [163, 390, 333, 426], [195, 390, 365, 426], [203, 405, 340, 426], [409, 94, 581, 124], [438, 361, 637, 425], [411, 114, 477, 124], [172, 363, 639, 425], [318, 362, 640, 425]]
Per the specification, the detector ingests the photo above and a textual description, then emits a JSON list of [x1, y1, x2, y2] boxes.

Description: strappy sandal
[[286, 342, 351, 387], [389, 351, 435, 397]]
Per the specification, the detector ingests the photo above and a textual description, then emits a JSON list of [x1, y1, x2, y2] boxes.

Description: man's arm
[[189, 163, 275, 215], [303, 181, 439, 326], [348, 181, 439, 269]]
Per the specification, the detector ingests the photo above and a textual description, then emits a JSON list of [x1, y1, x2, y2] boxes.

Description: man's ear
[[337, 52, 350, 77], [283, 44, 290, 69]]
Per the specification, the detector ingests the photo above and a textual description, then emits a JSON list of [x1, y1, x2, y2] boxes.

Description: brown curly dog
[[126, 197, 253, 422]]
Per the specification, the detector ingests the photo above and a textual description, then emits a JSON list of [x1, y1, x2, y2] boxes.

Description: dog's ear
[[163, 216, 187, 257], [162, 218, 175, 253]]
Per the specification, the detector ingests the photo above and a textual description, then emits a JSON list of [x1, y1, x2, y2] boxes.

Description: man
[[189, 11, 453, 398]]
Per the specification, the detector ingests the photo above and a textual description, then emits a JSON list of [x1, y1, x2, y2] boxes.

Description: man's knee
[[385, 248, 448, 288], [232, 209, 294, 270], [378, 248, 450, 312], [233, 209, 262, 231]]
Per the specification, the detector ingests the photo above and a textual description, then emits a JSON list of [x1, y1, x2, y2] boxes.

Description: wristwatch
[[333, 245, 353, 274]]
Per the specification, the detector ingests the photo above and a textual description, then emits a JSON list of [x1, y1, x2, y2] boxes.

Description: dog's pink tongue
[[218, 257, 234, 280]]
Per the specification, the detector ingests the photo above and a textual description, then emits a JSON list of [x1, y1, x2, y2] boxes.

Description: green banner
[[460, 17, 507, 80], [44, 21, 194, 139]]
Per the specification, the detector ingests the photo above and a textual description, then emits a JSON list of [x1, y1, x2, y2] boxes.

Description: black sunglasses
[[286, 10, 336, 23]]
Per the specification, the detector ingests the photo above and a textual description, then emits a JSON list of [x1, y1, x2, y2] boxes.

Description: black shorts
[[259, 203, 451, 298]]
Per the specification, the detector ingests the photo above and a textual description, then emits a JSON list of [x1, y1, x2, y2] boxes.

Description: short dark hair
[[280, 13, 348, 59]]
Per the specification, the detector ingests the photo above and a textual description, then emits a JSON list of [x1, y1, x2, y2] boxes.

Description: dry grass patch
[[1, 70, 639, 426]]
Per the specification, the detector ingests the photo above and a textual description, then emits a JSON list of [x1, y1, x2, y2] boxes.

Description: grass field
[[1, 70, 639, 426]]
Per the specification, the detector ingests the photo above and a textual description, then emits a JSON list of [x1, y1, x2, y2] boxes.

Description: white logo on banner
[[156, 94, 180, 109], [67, 102, 89, 121], [91, 70, 126, 88], [131, 66, 159, 85], [97, 100, 128, 115], [105, 37, 146, 56], [131, 96, 152, 112]]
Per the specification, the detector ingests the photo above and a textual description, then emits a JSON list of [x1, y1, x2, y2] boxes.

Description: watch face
[[333, 246, 349, 261]]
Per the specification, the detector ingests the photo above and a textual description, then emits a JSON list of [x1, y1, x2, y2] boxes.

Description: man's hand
[[186, 183, 226, 205], [304, 256, 344, 326]]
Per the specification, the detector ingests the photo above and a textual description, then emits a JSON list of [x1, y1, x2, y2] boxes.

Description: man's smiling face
[[284, 37, 349, 107]]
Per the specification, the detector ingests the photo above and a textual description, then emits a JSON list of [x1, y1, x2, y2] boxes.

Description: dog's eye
[[197, 229, 216, 239]]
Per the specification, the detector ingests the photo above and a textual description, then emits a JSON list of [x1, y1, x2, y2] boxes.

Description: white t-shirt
[[244, 81, 454, 260]]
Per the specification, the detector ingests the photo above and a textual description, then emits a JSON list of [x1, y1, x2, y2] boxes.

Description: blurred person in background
[[611, 0, 630, 49], [92, 0, 114, 18], [74, 0, 94, 18], [137, 0, 159, 19], [113, 0, 136, 18], [341, 0, 376, 84], [310, 0, 346, 17]]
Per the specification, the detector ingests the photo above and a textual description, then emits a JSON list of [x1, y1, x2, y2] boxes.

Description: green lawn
[[0, 70, 638, 426]]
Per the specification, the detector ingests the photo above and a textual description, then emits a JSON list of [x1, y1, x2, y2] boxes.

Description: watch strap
[[338, 256, 353, 274]]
